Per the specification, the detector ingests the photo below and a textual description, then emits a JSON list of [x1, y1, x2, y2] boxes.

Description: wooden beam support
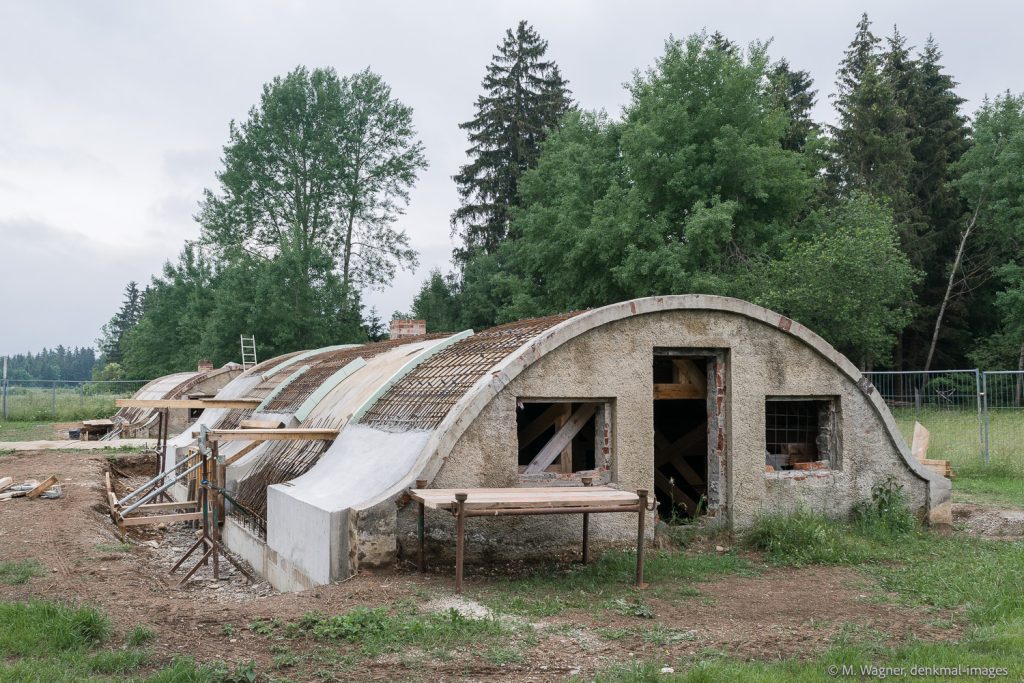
[[223, 440, 266, 466], [654, 470, 697, 515], [132, 501, 199, 512], [671, 358, 707, 394], [516, 404, 565, 451], [201, 428, 339, 442], [116, 398, 262, 409], [525, 403, 598, 474], [121, 511, 203, 526], [653, 383, 706, 400]]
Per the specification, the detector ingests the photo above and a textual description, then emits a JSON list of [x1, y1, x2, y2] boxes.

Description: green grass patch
[[476, 549, 751, 618], [0, 601, 112, 658], [0, 420, 63, 441], [127, 625, 156, 647], [95, 542, 134, 554], [953, 464, 1024, 508], [0, 600, 235, 681], [265, 603, 524, 660], [0, 558, 46, 585]]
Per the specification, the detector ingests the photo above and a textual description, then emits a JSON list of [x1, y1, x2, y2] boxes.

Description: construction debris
[[27, 475, 58, 499], [0, 477, 62, 500]]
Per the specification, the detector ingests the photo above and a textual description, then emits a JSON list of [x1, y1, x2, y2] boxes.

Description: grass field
[[0, 383, 145, 422], [0, 421, 65, 442]]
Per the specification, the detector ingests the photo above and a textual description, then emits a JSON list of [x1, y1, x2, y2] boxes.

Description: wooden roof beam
[[115, 398, 262, 409], [196, 428, 340, 442]]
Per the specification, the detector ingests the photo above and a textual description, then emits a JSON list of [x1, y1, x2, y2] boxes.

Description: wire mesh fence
[[0, 379, 150, 422], [863, 369, 1023, 472], [981, 371, 1024, 469]]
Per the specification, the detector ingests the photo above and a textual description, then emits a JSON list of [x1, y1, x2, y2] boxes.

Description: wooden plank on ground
[[202, 428, 339, 442], [120, 511, 204, 526], [116, 398, 262, 409], [0, 477, 13, 493], [524, 403, 598, 474], [26, 475, 58, 499]]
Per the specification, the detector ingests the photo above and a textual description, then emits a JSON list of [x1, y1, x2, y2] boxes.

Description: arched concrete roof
[[359, 294, 949, 515]]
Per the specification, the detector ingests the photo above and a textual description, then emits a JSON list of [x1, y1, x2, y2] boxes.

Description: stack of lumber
[[911, 422, 954, 479]]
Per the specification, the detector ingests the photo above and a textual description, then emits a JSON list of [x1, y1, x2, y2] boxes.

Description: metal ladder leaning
[[240, 335, 258, 370]]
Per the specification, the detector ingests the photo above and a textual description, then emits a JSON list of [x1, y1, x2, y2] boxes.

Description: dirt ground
[[0, 448, 973, 681]]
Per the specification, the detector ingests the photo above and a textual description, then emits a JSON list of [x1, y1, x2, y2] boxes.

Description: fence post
[[975, 369, 985, 464], [51, 381, 56, 415], [982, 372, 990, 466]]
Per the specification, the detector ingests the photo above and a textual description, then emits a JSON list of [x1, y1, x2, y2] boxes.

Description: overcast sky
[[1, 0, 1020, 357]]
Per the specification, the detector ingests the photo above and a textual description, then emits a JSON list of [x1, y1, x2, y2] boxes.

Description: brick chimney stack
[[389, 319, 426, 339]]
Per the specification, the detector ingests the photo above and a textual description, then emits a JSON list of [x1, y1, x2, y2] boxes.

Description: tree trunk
[[342, 210, 355, 300], [923, 204, 982, 373]]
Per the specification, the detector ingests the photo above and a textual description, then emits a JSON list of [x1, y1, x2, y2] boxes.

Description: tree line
[[415, 17, 1023, 372], [3, 347, 97, 382], [97, 15, 1023, 378]]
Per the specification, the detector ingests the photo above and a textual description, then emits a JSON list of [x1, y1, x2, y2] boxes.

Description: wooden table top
[[409, 486, 640, 511]]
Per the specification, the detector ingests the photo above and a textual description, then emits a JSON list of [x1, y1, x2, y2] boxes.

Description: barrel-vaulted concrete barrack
[[106, 363, 243, 440], [158, 295, 950, 591]]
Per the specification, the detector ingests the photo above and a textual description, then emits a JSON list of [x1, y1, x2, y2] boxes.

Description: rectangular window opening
[[516, 401, 608, 475], [765, 398, 838, 472]]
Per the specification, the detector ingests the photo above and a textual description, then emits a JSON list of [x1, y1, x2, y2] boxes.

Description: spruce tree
[[770, 58, 819, 152], [451, 20, 572, 265], [900, 36, 971, 368], [831, 15, 914, 213], [98, 281, 144, 365]]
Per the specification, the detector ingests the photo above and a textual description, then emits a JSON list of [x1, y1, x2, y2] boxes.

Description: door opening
[[653, 355, 709, 520]]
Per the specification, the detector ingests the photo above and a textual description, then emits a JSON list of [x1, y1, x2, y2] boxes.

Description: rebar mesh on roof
[[211, 408, 254, 431], [260, 335, 447, 413], [361, 312, 581, 431], [246, 350, 307, 376]]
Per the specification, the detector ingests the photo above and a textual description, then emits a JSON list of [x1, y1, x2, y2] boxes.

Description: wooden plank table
[[408, 480, 650, 593]]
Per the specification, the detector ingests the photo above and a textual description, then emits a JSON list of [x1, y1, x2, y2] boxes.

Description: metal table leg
[[455, 492, 467, 593], [636, 489, 648, 588], [416, 479, 427, 573]]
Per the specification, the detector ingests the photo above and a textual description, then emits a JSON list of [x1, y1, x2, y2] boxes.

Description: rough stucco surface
[[394, 307, 935, 562]]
